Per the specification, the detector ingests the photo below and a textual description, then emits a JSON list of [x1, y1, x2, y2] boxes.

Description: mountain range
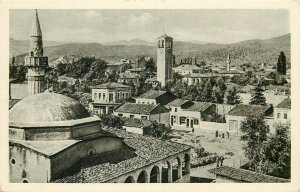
[[11, 33, 290, 67]]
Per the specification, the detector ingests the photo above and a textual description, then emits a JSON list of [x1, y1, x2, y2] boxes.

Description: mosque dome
[[10, 92, 91, 127]]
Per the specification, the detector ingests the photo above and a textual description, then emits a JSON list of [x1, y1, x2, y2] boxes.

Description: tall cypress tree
[[277, 51, 287, 75]]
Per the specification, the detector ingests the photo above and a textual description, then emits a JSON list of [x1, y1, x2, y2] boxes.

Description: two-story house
[[274, 97, 291, 124], [89, 82, 131, 115]]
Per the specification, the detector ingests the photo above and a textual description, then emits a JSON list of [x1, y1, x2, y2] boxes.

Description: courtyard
[[169, 127, 246, 180]]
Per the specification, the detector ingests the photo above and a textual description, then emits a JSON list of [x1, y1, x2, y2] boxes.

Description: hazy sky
[[10, 9, 289, 44]]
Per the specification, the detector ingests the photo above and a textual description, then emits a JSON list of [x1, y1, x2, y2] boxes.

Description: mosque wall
[[9, 128, 25, 140], [25, 127, 72, 140], [50, 137, 124, 179], [72, 122, 101, 138], [9, 145, 51, 183]]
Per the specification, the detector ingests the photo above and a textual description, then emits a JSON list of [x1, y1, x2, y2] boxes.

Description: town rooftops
[[184, 101, 215, 112], [52, 127, 190, 183], [218, 70, 244, 74], [182, 73, 219, 78], [90, 82, 130, 89], [114, 102, 168, 115], [208, 166, 289, 183], [227, 104, 272, 117], [275, 97, 291, 109], [120, 117, 152, 128], [174, 64, 201, 70], [166, 99, 192, 108], [137, 90, 168, 99]]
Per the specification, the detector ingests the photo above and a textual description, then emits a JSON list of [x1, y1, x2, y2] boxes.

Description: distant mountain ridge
[[11, 33, 290, 67], [104, 39, 155, 46]]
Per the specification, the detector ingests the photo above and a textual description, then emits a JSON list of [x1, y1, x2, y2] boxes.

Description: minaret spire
[[24, 9, 48, 96]]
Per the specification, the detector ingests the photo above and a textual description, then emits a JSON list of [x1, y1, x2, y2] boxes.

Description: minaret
[[24, 10, 48, 96], [157, 34, 173, 87], [226, 54, 231, 71]]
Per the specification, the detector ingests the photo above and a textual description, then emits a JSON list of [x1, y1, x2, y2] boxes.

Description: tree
[[249, 85, 266, 105], [240, 115, 270, 172], [225, 86, 240, 105], [145, 57, 156, 72], [100, 114, 124, 129], [277, 51, 287, 75], [262, 123, 291, 179], [201, 79, 213, 102]]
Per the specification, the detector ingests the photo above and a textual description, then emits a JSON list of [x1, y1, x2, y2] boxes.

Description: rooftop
[[114, 102, 159, 115], [90, 82, 130, 89], [9, 92, 92, 127], [209, 166, 289, 183], [174, 64, 201, 70], [227, 104, 272, 117], [119, 72, 140, 79], [10, 139, 80, 157], [218, 70, 244, 74], [137, 90, 167, 99], [183, 73, 219, 78], [166, 98, 191, 108], [276, 97, 291, 109], [184, 101, 214, 112], [52, 127, 190, 183]]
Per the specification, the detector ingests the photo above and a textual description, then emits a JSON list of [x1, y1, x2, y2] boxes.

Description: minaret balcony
[[24, 56, 48, 67]]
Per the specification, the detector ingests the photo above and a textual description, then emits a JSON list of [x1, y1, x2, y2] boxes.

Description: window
[[117, 93, 120, 100], [180, 117, 186, 125], [174, 108, 177, 112], [94, 93, 97, 100], [141, 116, 148, 120], [11, 159, 15, 165], [103, 93, 106, 100], [122, 93, 125, 99], [130, 115, 135, 118], [162, 40, 164, 48], [98, 93, 101, 100], [284, 113, 288, 119], [194, 119, 199, 125], [277, 113, 281, 119], [109, 93, 113, 102], [118, 114, 123, 117]]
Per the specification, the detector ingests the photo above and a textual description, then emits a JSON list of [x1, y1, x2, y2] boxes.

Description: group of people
[[215, 130, 230, 139]]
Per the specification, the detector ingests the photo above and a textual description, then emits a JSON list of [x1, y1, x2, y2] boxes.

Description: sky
[[9, 9, 290, 44]]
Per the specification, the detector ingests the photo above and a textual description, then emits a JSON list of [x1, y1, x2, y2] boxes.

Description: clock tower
[[157, 34, 173, 87]]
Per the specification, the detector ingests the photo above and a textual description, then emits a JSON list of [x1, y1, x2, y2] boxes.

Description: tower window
[[11, 159, 16, 165], [162, 40, 164, 48]]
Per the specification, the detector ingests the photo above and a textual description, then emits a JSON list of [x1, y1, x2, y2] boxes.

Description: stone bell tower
[[157, 34, 173, 87], [24, 9, 48, 96], [226, 54, 231, 71]]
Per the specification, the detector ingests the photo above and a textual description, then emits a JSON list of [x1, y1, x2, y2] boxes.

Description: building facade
[[89, 82, 131, 115], [157, 34, 173, 87], [273, 97, 291, 124]]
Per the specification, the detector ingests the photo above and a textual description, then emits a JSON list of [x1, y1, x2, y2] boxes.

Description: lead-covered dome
[[10, 92, 90, 127]]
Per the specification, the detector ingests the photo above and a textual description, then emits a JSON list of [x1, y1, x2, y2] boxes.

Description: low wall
[[198, 121, 227, 131]]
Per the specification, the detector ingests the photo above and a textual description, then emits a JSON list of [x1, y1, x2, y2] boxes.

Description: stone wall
[[9, 145, 51, 183]]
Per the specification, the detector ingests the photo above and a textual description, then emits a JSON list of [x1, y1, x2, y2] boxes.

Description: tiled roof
[[227, 104, 271, 117], [182, 73, 218, 78], [90, 82, 130, 89], [52, 127, 190, 183], [276, 97, 291, 109], [120, 117, 152, 128], [218, 70, 244, 74], [137, 90, 167, 99], [174, 64, 201, 70], [184, 101, 214, 112], [208, 166, 289, 183], [166, 99, 191, 107], [114, 102, 157, 114]]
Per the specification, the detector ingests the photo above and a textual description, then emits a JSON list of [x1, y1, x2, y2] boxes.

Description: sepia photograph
[[1, 0, 300, 191]]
